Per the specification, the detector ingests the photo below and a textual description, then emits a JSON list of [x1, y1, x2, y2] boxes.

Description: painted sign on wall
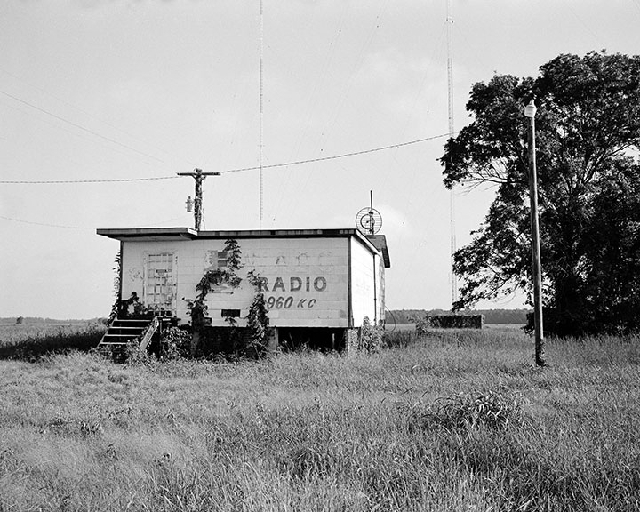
[[257, 275, 327, 310]]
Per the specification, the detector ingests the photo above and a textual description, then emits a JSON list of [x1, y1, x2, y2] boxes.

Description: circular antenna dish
[[356, 207, 382, 235]]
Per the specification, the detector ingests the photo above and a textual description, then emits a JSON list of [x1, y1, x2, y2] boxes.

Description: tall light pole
[[524, 98, 545, 367]]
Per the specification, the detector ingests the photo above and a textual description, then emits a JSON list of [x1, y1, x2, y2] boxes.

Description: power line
[[0, 176, 180, 184], [0, 213, 188, 230], [0, 67, 196, 168], [0, 90, 165, 164], [0, 215, 80, 229], [0, 132, 451, 184], [223, 133, 451, 173]]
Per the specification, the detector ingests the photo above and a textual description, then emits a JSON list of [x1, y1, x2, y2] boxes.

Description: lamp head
[[524, 99, 537, 118]]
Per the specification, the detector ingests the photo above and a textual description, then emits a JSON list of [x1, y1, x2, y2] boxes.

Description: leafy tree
[[441, 52, 640, 336]]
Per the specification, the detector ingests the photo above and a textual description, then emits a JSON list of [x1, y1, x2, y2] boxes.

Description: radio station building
[[97, 227, 390, 351]]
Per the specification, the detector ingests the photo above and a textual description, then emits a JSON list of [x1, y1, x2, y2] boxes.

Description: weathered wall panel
[[121, 237, 351, 328], [350, 238, 377, 325], [378, 255, 386, 323]]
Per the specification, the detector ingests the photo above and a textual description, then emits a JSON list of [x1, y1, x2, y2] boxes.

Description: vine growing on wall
[[245, 269, 271, 357], [108, 250, 122, 323], [245, 292, 270, 357], [197, 238, 243, 300], [188, 240, 272, 358], [190, 239, 243, 325]]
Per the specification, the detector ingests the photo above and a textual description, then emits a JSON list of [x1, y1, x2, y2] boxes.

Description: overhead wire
[[270, 2, 354, 221], [0, 215, 81, 230], [279, 0, 390, 223], [0, 213, 190, 230], [0, 132, 451, 184], [0, 67, 196, 168], [0, 95, 164, 167], [0, 90, 166, 164], [0, 176, 180, 184], [563, 4, 603, 49], [223, 133, 450, 173]]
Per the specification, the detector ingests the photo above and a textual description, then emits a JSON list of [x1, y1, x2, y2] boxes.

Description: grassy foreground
[[1, 330, 639, 511]]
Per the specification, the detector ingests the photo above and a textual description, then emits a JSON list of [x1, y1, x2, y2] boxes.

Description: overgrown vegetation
[[414, 314, 483, 332], [108, 250, 121, 323], [187, 240, 271, 359], [408, 391, 524, 433], [0, 323, 106, 360], [1, 330, 638, 510], [244, 293, 270, 357], [358, 316, 383, 352], [159, 326, 192, 360], [388, 308, 529, 325], [190, 239, 244, 326]]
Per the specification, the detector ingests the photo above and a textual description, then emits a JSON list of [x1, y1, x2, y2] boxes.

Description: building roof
[[96, 227, 390, 268], [366, 235, 391, 268]]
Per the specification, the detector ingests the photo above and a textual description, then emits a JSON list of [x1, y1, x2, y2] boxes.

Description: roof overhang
[[366, 235, 391, 268], [96, 227, 197, 242]]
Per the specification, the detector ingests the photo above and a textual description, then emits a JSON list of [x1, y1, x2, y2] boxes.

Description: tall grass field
[[1, 325, 639, 511]]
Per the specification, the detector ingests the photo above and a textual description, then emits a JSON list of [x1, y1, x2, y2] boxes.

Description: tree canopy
[[441, 52, 640, 336]]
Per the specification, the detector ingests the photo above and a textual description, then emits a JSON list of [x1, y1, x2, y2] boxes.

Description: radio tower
[[447, 0, 458, 307], [259, 0, 264, 227]]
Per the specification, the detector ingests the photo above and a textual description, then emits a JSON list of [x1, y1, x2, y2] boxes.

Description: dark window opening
[[221, 309, 241, 318], [277, 328, 346, 352]]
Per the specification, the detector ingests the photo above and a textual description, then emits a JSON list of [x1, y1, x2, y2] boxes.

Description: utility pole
[[177, 168, 220, 231], [524, 99, 545, 367]]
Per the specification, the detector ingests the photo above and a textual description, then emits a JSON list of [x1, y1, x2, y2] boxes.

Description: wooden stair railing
[[138, 317, 160, 353], [98, 316, 162, 361]]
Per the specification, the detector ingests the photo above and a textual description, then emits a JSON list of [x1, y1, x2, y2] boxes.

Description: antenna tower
[[446, 0, 458, 306], [259, 0, 264, 227], [355, 191, 383, 236]]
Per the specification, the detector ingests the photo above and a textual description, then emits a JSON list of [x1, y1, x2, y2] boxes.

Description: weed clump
[[159, 326, 191, 360], [358, 316, 383, 353], [408, 391, 524, 433]]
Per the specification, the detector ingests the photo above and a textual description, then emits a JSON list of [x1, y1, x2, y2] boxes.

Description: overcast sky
[[2, 0, 640, 319]]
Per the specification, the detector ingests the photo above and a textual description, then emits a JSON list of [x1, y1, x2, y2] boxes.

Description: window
[[217, 251, 228, 268], [221, 309, 241, 318], [204, 250, 228, 270]]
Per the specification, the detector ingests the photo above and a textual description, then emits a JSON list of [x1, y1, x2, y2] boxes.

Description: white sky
[[1, 0, 640, 319]]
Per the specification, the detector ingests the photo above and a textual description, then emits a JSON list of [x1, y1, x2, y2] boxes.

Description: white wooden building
[[97, 227, 390, 350]]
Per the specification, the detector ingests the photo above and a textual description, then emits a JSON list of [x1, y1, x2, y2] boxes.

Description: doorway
[[144, 252, 177, 316]]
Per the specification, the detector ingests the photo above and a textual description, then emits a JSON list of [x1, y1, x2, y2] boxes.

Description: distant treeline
[[387, 309, 530, 325]]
